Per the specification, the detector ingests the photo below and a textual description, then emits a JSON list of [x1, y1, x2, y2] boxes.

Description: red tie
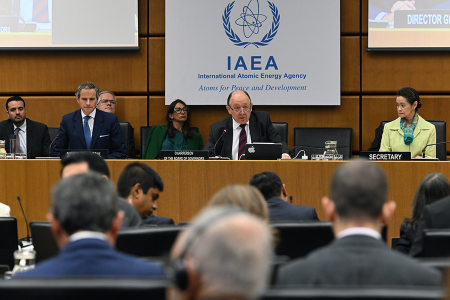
[[238, 124, 247, 160], [32, 0, 49, 23]]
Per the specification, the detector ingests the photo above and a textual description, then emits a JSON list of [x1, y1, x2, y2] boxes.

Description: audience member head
[[48, 172, 122, 248], [60, 152, 110, 179], [166, 99, 193, 139], [397, 87, 421, 113], [208, 185, 269, 223], [75, 82, 99, 115], [226, 90, 253, 125], [97, 91, 117, 114], [322, 159, 396, 233], [405, 173, 450, 229], [249, 171, 288, 201], [5, 96, 26, 126], [170, 207, 272, 300], [117, 162, 164, 218]]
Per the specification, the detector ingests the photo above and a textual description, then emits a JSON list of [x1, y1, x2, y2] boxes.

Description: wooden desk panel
[[2, 160, 447, 245]]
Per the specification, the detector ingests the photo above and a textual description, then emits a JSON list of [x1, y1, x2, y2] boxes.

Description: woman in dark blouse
[[396, 173, 450, 254]]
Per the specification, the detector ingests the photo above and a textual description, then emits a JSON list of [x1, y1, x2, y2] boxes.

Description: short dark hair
[[60, 152, 110, 178], [249, 172, 282, 200], [397, 87, 421, 112], [6, 96, 25, 111], [52, 172, 118, 235], [117, 162, 164, 198], [330, 160, 387, 221], [227, 90, 252, 106]]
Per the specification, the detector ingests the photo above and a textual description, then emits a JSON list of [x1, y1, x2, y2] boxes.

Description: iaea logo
[[222, 0, 280, 48]]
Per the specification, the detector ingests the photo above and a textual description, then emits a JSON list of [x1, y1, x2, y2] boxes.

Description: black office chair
[[416, 257, 450, 274], [0, 278, 170, 299], [422, 229, 450, 257], [272, 122, 288, 145], [30, 221, 59, 264], [116, 226, 183, 258], [261, 287, 444, 300], [119, 121, 131, 158], [0, 217, 18, 270], [292, 128, 352, 160], [379, 120, 446, 161], [48, 127, 59, 154]]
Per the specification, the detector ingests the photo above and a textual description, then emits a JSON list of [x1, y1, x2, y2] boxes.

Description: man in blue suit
[[14, 172, 165, 278], [53, 82, 127, 159], [249, 171, 319, 222]]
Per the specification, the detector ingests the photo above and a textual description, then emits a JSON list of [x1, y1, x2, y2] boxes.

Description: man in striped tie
[[204, 90, 289, 159]]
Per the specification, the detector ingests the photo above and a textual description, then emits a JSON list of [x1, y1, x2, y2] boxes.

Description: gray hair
[[97, 91, 117, 105], [185, 207, 271, 300], [75, 82, 100, 100], [51, 172, 118, 235]]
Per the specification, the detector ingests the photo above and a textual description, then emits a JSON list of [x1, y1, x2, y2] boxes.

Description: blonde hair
[[208, 185, 269, 223]]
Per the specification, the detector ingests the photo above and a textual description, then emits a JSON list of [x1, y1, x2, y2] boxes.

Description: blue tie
[[84, 116, 91, 149]]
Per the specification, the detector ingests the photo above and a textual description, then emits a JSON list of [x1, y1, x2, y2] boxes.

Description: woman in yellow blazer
[[380, 87, 436, 158]]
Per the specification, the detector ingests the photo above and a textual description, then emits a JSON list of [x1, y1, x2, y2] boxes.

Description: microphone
[[48, 134, 59, 157], [422, 141, 450, 158], [16, 196, 31, 243], [214, 129, 227, 157]]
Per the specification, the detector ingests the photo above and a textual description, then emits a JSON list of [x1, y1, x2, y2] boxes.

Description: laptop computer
[[244, 143, 282, 160], [60, 149, 108, 159]]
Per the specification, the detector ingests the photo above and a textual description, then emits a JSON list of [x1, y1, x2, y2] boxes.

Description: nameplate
[[395, 10, 450, 28], [359, 151, 411, 161], [159, 150, 209, 160]]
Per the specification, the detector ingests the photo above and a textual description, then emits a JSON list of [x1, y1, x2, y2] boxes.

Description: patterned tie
[[238, 124, 247, 160], [84, 116, 91, 149], [14, 127, 21, 153], [32, 0, 49, 23]]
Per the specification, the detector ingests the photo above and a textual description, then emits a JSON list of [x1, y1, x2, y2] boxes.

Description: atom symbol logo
[[235, 0, 268, 38], [223, 1, 280, 48]]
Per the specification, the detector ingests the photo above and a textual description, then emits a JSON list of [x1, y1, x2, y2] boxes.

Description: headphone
[[171, 207, 244, 290]]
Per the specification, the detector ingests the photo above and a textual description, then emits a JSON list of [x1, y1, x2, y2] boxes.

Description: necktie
[[15, 127, 21, 153], [238, 124, 247, 160], [84, 116, 91, 149]]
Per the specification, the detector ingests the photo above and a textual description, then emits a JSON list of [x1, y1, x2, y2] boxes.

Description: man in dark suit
[[0, 96, 51, 158], [249, 171, 319, 222], [117, 162, 175, 225], [410, 196, 450, 257], [276, 160, 441, 286], [97, 90, 136, 158], [204, 90, 289, 159], [53, 82, 126, 159], [14, 172, 164, 278]]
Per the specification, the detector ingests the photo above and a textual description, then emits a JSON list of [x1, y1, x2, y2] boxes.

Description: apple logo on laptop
[[248, 146, 256, 153]]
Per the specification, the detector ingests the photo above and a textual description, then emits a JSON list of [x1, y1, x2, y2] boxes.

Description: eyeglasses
[[228, 105, 251, 114], [174, 107, 189, 113], [99, 99, 117, 105]]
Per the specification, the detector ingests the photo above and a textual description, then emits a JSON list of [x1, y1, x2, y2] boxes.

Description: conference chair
[[0, 217, 18, 270], [379, 120, 446, 161], [0, 278, 170, 300], [272, 122, 288, 145], [416, 257, 450, 274], [140, 126, 200, 158], [292, 128, 352, 160], [30, 221, 59, 264], [261, 287, 444, 300], [48, 127, 59, 154], [119, 121, 132, 158], [422, 229, 450, 257], [116, 226, 183, 258]]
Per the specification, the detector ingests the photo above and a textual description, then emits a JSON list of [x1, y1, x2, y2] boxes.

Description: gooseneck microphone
[[214, 129, 227, 157], [422, 141, 450, 158], [48, 134, 59, 157], [16, 196, 31, 243]]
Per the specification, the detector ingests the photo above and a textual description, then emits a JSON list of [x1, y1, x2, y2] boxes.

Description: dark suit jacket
[[53, 109, 126, 159], [267, 197, 319, 222], [395, 222, 415, 255], [277, 234, 442, 286], [410, 196, 450, 257], [13, 238, 165, 278], [367, 122, 384, 151], [204, 111, 288, 158], [143, 213, 175, 225], [0, 118, 51, 158]]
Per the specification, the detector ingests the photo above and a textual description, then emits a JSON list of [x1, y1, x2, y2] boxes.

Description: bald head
[[172, 207, 271, 300], [330, 160, 388, 221]]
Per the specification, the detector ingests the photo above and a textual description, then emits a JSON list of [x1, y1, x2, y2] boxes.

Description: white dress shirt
[[231, 118, 252, 160], [337, 227, 382, 240]]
